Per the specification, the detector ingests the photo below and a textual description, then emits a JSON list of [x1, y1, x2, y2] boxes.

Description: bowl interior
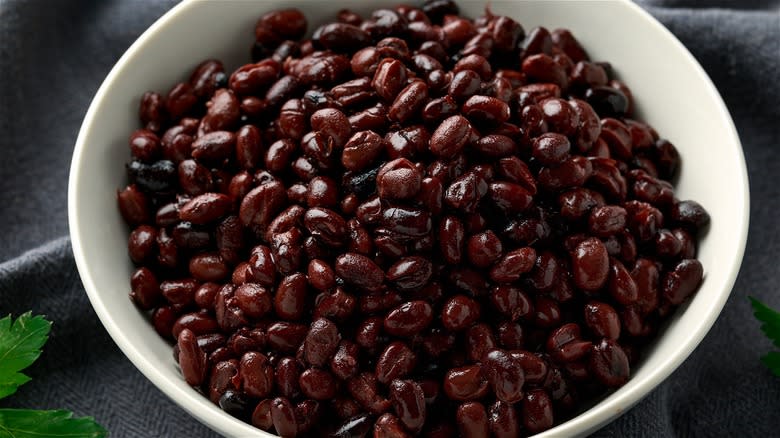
[[68, 1, 748, 436]]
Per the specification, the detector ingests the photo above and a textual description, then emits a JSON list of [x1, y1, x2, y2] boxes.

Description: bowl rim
[[67, 0, 750, 436]]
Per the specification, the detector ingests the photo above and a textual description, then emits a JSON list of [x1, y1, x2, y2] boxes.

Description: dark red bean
[[252, 399, 274, 430], [632, 258, 660, 315], [609, 258, 639, 305], [313, 23, 371, 53], [534, 296, 561, 328], [489, 247, 536, 284], [310, 108, 352, 149], [293, 399, 322, 434], [584, 301, 621, 340], [586, 86, 629, 117], [239, 181, 287, 233], [466, 230, 503, 268], [430, 115, 472, 157], [193, 282, 219, 309], [663, 259, 704, 305], [521, 389, 554, 434], [444, 171, 488, 213], [462, 95, 510, 126], [117, 185, 150, 226], [509, 351, 548, 384], [229, 60, 279, 96], [490, 285, 533, 322], [235, 125, 263, 170], [127, 225, 157, 265], [488, 182, 533, 214], [448, 70, 482, 102], [417, 176, 444, 216], [532, 133, 570, 165], [422, 95, 459, 125], [178, 328, 208, 387], [342, 130, 385, 171], [443, 365, 488, 401], [376, 341, 416, 384], [572, 237, 609, 291], [483, 349, 525, 403], [265, 205, 305, 243], [178, 193, 231, 225], [538, 156, 592, 190], [275, 274, 308, 321], [456, 402, 489, 438], [588, 205, 627, 237], [335, 253, 384, 291], [239, 351, 274, 398], [522, 54, 567, 88], [386, 257, 433, 291], [540, 97, 579, 137], [376, 158, 423, 201], [187, 252, 226, 282], [307, 259, 336, 291], [671, 200, 710, 231], [302, 207, 347, 248], [247, 245, 276, 286], [275, 357, 302, 399], [347, 372, 392, 415], [439, 216, 465, 264], [271, 397, 299, 438], [139, 91, 166, 132], [589, 339, 630, 387], [374, 413, 411, 438], [165, 82, 197, 120], [674, 228, 697, 259], [267, 322, 308, 353], [298, 368, 338, 400], [303, 317, 340, 367], [441, 295, 480, 331], [546, 323, 592, 363], [388, 81, 429, 123], [291, 51, 351, 86], [314, 287, 357, 322], [372, 58, 408, 102], [384, 301, 433, 337], [128, 129, 161, 163], [330, 341, 360, 381], [470, 134, 514, 158], [171, 311, 219, 338], [389, 380, 426, 434], [381, 206, 432, 238], [489, 400, 520, 438], [496, 157, 537, 194], [464, 324, 496, 363]]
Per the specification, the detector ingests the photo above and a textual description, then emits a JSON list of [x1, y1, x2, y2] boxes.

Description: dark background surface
[[1, 0, 779, 436]]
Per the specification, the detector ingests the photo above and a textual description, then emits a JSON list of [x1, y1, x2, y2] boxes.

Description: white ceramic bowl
[[68, 0, 749, 436]]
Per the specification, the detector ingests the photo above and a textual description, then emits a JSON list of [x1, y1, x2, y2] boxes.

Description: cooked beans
[[120, 2, 708, 436]]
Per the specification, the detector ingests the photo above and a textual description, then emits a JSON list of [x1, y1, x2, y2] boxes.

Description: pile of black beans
[[118, 1, 709, 436]]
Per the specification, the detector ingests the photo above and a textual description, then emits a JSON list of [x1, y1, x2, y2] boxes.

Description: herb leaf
[[0, 313, 52, 399], [0, 409, 107, 438], [750, 297, 780, 376], [750, 297, 780, 349], [761, 352, 780, 377]]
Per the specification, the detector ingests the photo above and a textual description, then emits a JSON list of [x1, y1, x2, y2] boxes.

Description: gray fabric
[[1, 0, 778, 436]]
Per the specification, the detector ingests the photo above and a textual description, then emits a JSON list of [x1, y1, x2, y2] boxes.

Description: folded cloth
[[1, 0, 778, 436]]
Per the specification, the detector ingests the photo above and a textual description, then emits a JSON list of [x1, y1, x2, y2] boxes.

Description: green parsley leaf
[[761, 352, 780, 377], [0, 313, 52, 399], [0, 409, 107, 438], [750, 297, 780, 376], [750, 297, 780, 349]]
